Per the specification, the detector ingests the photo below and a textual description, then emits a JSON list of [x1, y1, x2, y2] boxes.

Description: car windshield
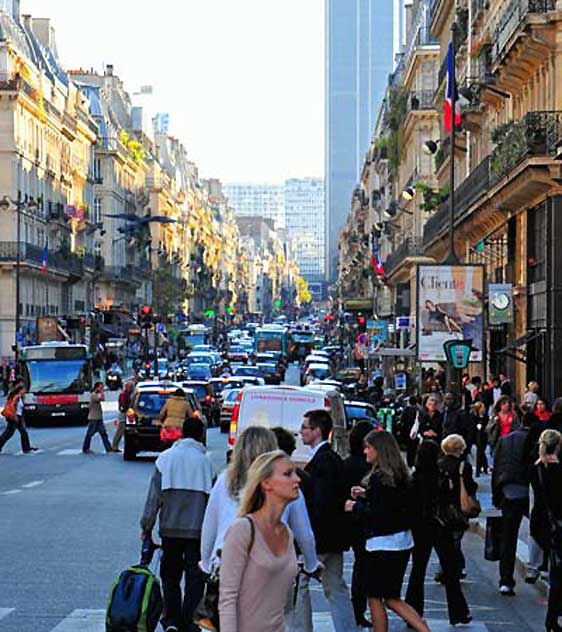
[[229, 346, 246, 353], [234, 366, 262, 377], [188, 364, 211, 375], [346, 405, 375, 420], [225, 389, 240, 402], [310, 367, 329, 377], [136, 392, 172, 415], [186, 355, 211, 365], [26, 359, 91, 394]]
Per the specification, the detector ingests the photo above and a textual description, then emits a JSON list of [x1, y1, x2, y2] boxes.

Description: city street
[[0, 378, 552, 632]]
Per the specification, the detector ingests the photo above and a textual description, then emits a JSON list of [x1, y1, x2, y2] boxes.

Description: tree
[[297, 277, 312, 304], [152, 259, 187, 318]]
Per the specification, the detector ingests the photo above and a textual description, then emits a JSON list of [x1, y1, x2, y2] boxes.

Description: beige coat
[[159, 395, 194, 429]]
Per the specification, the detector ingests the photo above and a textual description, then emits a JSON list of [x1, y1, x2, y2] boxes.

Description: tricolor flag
[[40, 240, 48, 274], [444, 42, 461, 133], [371, 234, 385, 277]]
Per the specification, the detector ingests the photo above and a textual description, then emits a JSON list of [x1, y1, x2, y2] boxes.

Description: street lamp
[[0, 194, 38, 364]]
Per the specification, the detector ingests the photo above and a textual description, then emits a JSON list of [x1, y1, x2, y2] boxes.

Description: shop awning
[[496, 330, 543, 354]]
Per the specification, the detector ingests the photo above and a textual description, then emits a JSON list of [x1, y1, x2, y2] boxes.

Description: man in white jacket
[[141, 416, 215, 632]]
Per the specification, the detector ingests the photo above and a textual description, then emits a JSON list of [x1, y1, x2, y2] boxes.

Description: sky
[[21, 0, 325, 184]]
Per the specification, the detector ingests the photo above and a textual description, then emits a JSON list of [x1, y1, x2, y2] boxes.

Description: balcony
[[493, 0, 556, 65], [384, 237, 424, 278], [0, 242, 83, 278], [403, 27, 439, 73], [490, 111, 562, 183], [471, 0, 488, 23], [407, 90, 436, 113]]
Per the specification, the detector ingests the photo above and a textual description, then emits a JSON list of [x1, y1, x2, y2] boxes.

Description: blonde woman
[[219, 450, 300, 632], [200, 427, 319, 575]]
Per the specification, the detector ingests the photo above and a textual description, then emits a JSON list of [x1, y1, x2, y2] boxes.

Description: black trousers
[[405, 522, 470, 623], [500, 497, 529, 588], [161, 537, 204, 632], [0, 416, 30, 452], [547, 552, 562, 627], [406, 438, 419, 468], [475, 433, 488, 475], [351, 542, 368, 622]]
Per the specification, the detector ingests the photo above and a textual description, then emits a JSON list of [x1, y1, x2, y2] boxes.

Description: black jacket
[[491, 427, 530, 506], [443, 405, 474, 446], [419, 409, 443, 440], [399, 405, 420, 442], [438, 454, 477, 509], [343, 453, 370, 547], [530, 462, 562, 549], [353, 470, 413, 538], [304, 443, 349, 554]]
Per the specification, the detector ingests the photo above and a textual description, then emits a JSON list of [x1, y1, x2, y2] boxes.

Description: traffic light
[[274, 299, 282, 308], [140, 305, 153, 329], [357, 313, 366, 333], [226, 306, 236, 315]]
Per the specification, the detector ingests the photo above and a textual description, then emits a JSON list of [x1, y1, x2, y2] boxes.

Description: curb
[[469, 516, 550, 597]]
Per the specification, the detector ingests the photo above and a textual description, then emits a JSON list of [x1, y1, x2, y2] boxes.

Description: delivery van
[[228, 385, 348, 463]]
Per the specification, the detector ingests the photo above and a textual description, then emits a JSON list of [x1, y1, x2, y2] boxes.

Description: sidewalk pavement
[[470, 471, 550, 596]]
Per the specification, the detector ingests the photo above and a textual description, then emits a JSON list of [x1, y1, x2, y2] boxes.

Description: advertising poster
[[367, 319, 388, 350], [417, 264, 484, 362]]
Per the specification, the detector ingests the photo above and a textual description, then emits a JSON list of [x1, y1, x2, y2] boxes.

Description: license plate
[[51, 412, 66, 417]]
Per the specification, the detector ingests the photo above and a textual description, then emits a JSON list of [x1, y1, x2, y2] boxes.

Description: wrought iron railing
[[407, 90, 436, 112], [493, 0, 556, 63], [403, 27, 439, 72], [0, 242, 83, 276], [471, 0, 487, 21], [454, 155, 491, 219], [384, 237, 424, 277]]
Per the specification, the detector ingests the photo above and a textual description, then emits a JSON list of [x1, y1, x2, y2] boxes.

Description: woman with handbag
[[0, 383, 36, 454], [405, 440, 471, 625], [530, 429, 562, 631], [345, 430, 430, 632], [219, 450, 300, 632], [437, 434, 479, 581]]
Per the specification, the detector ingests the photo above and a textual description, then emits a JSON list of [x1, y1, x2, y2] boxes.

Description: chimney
[[106, 64, 113, 77]]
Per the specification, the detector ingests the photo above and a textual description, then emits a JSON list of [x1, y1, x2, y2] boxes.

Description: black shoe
[[451, 615, 472, 625], [460, 569, 467, 579], [499, 585, 516, 596], [23, 447, 38, 453], [434, 571, 445, 583]]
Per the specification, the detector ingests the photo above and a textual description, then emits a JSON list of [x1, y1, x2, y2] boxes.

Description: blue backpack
[[106, 564, 163, 632]]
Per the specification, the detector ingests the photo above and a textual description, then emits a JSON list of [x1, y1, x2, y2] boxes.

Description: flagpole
[[446, 22, 459, 264]]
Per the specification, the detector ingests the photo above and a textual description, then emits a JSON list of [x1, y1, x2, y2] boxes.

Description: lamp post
[[0, 194, 38, 365]]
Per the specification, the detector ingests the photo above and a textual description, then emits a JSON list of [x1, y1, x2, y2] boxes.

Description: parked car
[[304, 363, 331, 384], [123, 385, 204, 461], [186, 363, 213, 381], [257, 362, 283, 385]]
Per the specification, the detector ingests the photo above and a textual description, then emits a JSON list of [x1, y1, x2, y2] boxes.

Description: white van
[[228, 386, 347, 463]]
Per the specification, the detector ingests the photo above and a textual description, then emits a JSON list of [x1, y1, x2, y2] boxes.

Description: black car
[[257, 362, 282, 385], [123, 385, 204, 461]]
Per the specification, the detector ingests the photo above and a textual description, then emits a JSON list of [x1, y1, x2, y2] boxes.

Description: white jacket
[[200, 470, 319, 573]]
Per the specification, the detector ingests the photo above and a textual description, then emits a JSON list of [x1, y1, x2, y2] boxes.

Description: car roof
[[308, 362, 330, 369], [345, 400, 374, 408]]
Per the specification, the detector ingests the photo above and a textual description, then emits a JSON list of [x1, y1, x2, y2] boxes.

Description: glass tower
[[325, 0, 394, 280]]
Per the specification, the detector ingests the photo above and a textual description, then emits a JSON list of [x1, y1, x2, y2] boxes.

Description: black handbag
[[484, 515, 502, 561], [193, 516, 255, 632]]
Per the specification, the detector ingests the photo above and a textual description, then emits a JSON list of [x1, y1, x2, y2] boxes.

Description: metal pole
[[15, 194, 21, 366], [446, 23, 460, 265]]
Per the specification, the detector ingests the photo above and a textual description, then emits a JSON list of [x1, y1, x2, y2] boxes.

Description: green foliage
[[153, 259, 187, 317], [415, 183, 450, 212], [386, 88, 409, 177], [119, 130, 145, 165], [490, 121, 526, 180]]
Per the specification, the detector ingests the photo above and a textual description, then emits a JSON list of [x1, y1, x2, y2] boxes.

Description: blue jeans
[[82, 419, 112, 452]]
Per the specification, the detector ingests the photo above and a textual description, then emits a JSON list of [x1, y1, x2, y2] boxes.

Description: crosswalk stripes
[[0, 608, 491, 631], [13, 449, 45, 456], [57, 448, 84, 455], [49, 609, 106, 631]]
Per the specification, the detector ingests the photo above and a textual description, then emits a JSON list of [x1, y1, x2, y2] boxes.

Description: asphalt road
[[0, 370, 552, 631]]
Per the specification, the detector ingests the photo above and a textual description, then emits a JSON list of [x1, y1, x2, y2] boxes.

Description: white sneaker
[[499, 585, 515, 596]]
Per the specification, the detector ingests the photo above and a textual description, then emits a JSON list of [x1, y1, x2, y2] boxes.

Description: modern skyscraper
[[224, 183, 285, 229], [284, 178, 325, 282], [325, 0, 394, 280]]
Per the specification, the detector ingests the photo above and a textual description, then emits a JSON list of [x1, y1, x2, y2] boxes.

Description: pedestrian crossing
[[0, 607, 492, 631]]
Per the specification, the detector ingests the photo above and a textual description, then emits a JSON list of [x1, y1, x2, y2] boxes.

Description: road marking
[[0, 608, 14, 621], [57, 449, 84, 455], [2, 489, 22, 495], [21, 480, 44, 489], [50, 609, 106, 631], [13, 449, 44, 456]]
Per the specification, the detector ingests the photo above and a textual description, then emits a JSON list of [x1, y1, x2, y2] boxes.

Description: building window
[[93, 197, 102, 224]]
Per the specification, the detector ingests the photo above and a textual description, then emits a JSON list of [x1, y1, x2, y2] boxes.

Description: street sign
[[489, 283, 513, 325], [17, 331, 24, 344], [157, 323, 165, 333], [395, 372, 407, 390], [443, 339, 474, 369]]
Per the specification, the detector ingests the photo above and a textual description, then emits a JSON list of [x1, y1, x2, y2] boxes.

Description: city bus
[[19, 342, 93, 425], [254, 325, 288, 356]]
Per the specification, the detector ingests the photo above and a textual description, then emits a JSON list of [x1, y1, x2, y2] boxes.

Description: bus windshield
[[26, 359, 91, 394]]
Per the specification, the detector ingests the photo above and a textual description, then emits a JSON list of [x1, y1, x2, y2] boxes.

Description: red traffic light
[[141, 305, 152, 315], [358, 316, 366, 325]]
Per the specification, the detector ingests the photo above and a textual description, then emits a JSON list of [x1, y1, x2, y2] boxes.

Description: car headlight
[[25, 405, 37, 411]]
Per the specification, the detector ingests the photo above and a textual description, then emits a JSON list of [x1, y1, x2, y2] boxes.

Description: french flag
[[371, 234, 385, 277], [444, 42, 461, 133], [40, 240, 48, 274]]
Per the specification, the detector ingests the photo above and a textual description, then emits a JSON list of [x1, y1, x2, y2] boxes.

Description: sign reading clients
[[416, 264, 484, 362]]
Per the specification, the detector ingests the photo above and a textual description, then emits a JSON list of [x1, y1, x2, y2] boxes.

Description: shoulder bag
[[1, 396, 17, 422], [459, 461, 481, 519], [193, 515, 255, 632]]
